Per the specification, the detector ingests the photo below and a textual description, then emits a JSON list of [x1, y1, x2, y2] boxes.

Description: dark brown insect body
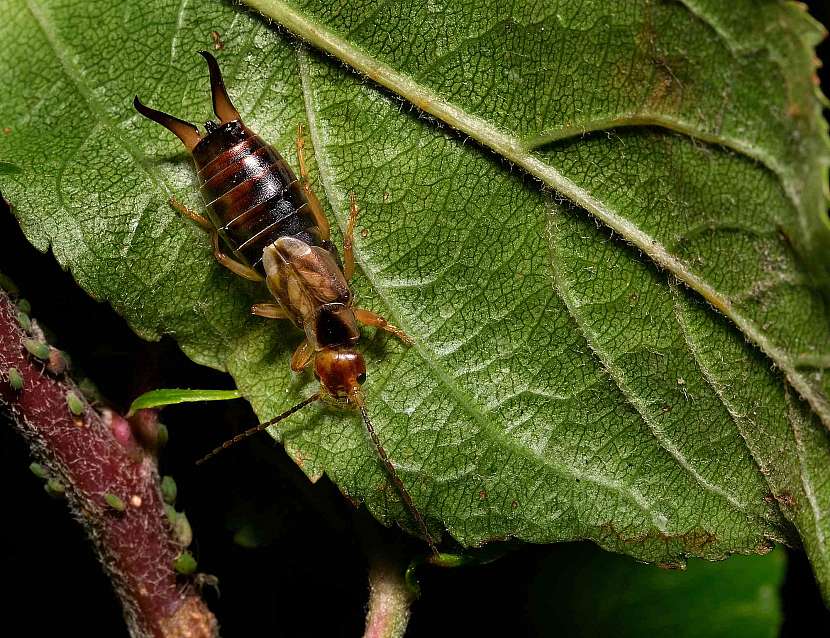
[[134, 52, 434, 551], [194, 119, 324, 269]]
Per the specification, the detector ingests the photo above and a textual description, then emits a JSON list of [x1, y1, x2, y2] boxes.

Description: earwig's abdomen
[[193, 121, 320, 270]]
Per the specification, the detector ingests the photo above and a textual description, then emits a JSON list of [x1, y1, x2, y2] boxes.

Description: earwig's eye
[[356, 372, 367, 385]]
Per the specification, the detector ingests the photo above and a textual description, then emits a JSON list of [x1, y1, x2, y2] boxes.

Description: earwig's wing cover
[[272, 237, 351, 306], [133, 96, 201, 151], [199, 50, 241, 123]]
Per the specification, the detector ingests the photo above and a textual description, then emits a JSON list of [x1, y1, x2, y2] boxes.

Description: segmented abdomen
[[192, 121, 320, 270]]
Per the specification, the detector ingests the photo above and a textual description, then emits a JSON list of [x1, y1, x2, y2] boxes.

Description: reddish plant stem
[[363, 550, 414, 638], [359, 518, 415, 638], [0, 291, 217, 638]]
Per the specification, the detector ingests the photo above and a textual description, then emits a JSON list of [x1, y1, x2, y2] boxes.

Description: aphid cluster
[[135, 52, 434, 551]]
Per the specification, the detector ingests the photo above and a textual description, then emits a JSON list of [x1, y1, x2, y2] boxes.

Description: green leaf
[[127, 388, 243, 416], [530, 544, 785, 637], [0, 162, 22, 176], [1, 0, 830, 599]]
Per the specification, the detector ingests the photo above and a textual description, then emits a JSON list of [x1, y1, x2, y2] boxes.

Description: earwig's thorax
[[262, 238, 356, 342]]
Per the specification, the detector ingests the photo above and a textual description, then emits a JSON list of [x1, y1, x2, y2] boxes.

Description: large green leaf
[[2, 0, 829, 597], [530, 544, 786, 637]]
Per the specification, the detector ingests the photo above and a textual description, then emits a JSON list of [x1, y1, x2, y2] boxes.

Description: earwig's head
[[314, 347, 367, 402]]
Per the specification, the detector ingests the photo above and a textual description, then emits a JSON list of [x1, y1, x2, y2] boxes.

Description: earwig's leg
[[343, 193, 358, 282], [169, 197, 213, 232], [170, 197, 263, 282], [251, 303, 288, 320], [295, 123, 330, 241], [290, 339, 313, 372], [354, 308, 413, 345], [211, 232, 264, 282]]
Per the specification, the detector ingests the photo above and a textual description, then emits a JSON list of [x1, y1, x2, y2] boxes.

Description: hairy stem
[[363, 540, 415, 638], [0, 290, 217, 638]]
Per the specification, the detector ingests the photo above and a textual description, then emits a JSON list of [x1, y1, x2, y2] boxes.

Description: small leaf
[[127, 388, 242, 416]]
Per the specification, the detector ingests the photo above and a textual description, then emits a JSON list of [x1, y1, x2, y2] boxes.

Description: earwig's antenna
[[354, 392, 438, 554], [133, 96, 202, 151], [198, 50, 241, 123], [196, 393, 320, 465]]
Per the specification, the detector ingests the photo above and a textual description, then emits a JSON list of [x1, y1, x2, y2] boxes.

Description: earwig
[[134, 51, 435, 552]]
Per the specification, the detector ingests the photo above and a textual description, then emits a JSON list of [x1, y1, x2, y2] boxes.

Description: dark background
[[1, 2, 829, 635]]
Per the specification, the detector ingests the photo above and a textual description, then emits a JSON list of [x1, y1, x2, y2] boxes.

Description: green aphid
[[156, 423, 169, 448], [104, 493, 126, 512], [164, 504, 192, 546], [23, 338, 49, 360], [45, 479, 65, 497], [66, 391, 84, 416], [173, 511, 193, 547], [7, 367, 23, 391], [173, 551, 197, 575], [29, 462, 49, 479], [78, 377, 103, 403], [16, 310, 31, 332], [160, 475, 177, 504], [17, 298, 31, 314]]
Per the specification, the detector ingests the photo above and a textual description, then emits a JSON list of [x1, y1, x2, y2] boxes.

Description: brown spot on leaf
[[776, 491, 798, 510], [291, 449, 305, 469], [210, 31, 224, 51], [599, 521, 718, 554]]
